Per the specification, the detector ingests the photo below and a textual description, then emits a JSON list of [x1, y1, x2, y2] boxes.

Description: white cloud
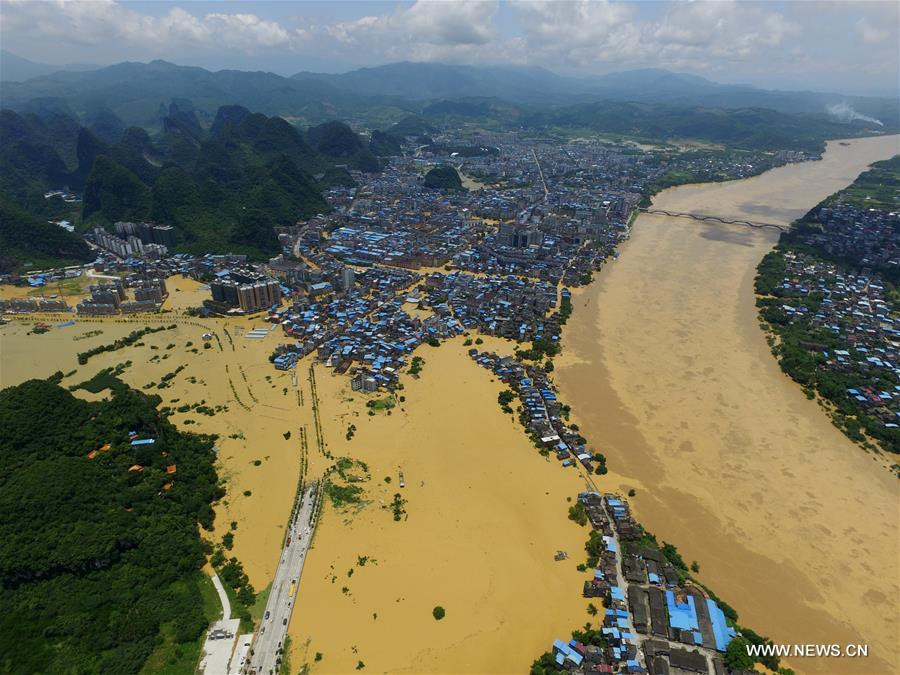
[[0, 0, 297, 59], [855, 17, 889, 44], [324, 0, 499, 62], [509, 0, 802, 72]]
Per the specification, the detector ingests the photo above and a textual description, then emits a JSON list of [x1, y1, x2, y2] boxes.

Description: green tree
[[724, 637, 754, 670]]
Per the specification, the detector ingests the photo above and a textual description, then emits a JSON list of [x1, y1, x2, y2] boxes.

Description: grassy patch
[[197, 573, 222, 620], [68, 363, 131, 394], [324, 480, 364, 507], [139, 623, 205, 675], [366, 396, 396, 412], [249, 583, 272, 624], [278, 635, 292, 675]]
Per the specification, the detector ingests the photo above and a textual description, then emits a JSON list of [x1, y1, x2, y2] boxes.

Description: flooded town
[[3, 124, 898, 675], [5, 3, 900, 674]]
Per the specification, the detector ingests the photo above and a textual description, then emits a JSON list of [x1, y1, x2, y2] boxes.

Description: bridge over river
[[640, 208, 788, 232]]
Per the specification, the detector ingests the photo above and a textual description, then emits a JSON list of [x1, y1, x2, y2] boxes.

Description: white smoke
[[826, 102, 883, 126]]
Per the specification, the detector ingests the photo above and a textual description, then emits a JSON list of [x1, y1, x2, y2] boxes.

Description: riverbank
[[556, 135, 900, 674]]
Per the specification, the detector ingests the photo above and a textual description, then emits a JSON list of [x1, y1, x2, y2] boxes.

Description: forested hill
[[0, 192, 93, 273], [424, 165, 465, 192], [523, 101, 859, 153], [0, 106, 384, 260], [0, 377, 223, 673]]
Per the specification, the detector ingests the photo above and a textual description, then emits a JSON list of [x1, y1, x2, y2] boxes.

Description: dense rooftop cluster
[[272, 295, 458, 389], [757, 180, 900, 457], [757, 248, 900, 453], [422, 273, 561, 341], [533, 492, 769, 675], [793, 204, 900, 279]]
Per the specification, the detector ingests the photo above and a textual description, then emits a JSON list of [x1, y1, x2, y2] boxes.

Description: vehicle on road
[[264, 610, 270, 620]]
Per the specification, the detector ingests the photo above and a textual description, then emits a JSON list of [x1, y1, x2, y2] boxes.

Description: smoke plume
[[826, 102, 883, 126]]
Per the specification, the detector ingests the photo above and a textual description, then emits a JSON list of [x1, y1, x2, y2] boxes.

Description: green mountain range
[[524, 101, 859, 153], [0, 105, 390, 264], [3, 59, 896, 140], [3, 59, 896, 131]]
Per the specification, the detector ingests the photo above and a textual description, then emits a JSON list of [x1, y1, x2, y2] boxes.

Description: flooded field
[[556, 135, 900, 674], [287, 336, 594, 673]]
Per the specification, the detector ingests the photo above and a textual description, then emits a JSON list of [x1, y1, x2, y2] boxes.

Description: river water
[[556, 135, 900, 674]]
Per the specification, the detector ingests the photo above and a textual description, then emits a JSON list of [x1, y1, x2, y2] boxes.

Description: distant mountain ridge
[[291, 62, 580, 104], [0, 50, 99, 83], [2, 54, 896, 131], [292, 61, 898, 126], [0, 58, 378, 129]]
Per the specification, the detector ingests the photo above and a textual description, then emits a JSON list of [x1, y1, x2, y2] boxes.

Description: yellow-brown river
[[557, 135, 900, 674]]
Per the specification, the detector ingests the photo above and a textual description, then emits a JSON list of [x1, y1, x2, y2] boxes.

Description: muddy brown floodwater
[[557, 135, 900, 675]]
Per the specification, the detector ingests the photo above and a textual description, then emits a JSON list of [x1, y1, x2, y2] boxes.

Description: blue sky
[[1, 1, 897, 96]]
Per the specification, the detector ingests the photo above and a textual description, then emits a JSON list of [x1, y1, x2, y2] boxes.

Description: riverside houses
[[545, 493, 737, 674]]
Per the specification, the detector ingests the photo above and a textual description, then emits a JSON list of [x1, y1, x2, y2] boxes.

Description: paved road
[[604, 496, 648, 666], [247, 482, 318, 675], [210, 572, 232, 619], [197, 572, 238, 674], [531, 148, 549, 202]]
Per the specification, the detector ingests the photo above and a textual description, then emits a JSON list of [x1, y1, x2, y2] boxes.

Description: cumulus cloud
[[0, 0, 297, 59], [510, 0, 801, 72], [855, 17, 889, 44], [325, 0, 500, 62]]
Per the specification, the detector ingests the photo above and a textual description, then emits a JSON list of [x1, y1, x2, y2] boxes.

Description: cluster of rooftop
[[468, 348, 607, 474], [546, 493, 740, 675], [89, 223, 173, 260], [75, 278, 169, 316], [421, 273, 561, 341], [85, 430, 179, 493], [757, 196, 900, 455], [795, 203, 899, 274]]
